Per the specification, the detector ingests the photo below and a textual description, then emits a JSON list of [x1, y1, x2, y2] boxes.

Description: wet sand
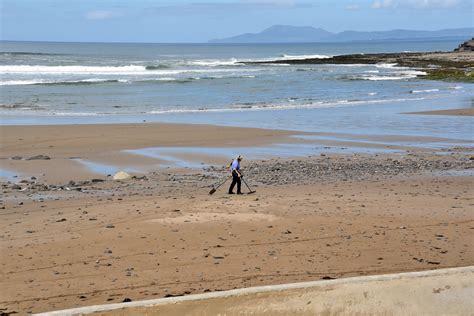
[[0, 123, 473, 315], [405, 108, 474, 116], [1, 123, 471, 183], [0, 123, 296, 182]]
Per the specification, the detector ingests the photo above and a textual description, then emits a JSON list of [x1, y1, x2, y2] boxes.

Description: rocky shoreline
[[2, 152, 473, 201], [245, 51, 474, 82]]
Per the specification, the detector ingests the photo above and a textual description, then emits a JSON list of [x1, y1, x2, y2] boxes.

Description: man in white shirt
[[228, 155, 243, 195]]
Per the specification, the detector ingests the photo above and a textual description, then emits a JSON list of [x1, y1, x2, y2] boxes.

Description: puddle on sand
[[293, 135, 473, 152], [126, 143, 401, 168], [432, 169, 474, 177], [0, 168, 19, 181], [125, 148, 210, 169], [71, 159, 141, 176]]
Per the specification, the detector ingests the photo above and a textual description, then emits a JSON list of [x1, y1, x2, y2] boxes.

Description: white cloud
[[371, 0, 463, 9], [371, 0, 395, 9], [85, 10, 121, 20]]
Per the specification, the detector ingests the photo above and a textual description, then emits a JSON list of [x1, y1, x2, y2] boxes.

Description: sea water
[[1, 40, 473, 143]]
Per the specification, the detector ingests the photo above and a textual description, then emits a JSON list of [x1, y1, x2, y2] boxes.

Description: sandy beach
[[1, 122, 473, 315]]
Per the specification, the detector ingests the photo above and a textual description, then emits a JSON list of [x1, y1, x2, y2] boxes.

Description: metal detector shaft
[[209, 175, 232, 194], [241, 176, 256, 194]]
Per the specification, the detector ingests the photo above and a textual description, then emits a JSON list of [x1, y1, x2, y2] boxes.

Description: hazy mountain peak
[[209, 25, 473, 43], [209, 25, 334, 43]]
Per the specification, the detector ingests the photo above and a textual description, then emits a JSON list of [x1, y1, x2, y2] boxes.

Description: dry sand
[[0, 123, 473, 315]]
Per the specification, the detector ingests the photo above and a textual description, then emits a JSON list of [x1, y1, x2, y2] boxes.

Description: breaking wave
[[341, 69, 427, 81], [0, 74, 258, 86], [187, 54, 330, 67], [146, 97, 427, 114], [0, 79, 130, 86]]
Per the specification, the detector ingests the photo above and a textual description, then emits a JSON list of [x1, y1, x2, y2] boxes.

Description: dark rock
[[122, 298, 132, 302], [454, 38, 474, 52], [11, 156, 22, 160], [26, 155, 51, 160]]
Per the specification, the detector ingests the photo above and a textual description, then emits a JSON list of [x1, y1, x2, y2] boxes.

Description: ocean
[[0, 40, 473, 142]]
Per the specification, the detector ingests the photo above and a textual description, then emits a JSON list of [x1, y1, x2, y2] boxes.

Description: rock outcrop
[[454, 38, 474, 52]]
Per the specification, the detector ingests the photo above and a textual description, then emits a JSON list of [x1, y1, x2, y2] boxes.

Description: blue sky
[[1, 0, 472, 43]]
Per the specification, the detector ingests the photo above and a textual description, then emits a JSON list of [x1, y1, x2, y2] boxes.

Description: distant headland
[[210, 25, 474, 44]]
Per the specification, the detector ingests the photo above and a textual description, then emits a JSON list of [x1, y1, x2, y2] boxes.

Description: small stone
[[105, 224, 115, 228]]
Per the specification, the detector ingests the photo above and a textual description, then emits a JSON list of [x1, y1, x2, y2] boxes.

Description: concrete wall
[[37, 266, 474, 316]]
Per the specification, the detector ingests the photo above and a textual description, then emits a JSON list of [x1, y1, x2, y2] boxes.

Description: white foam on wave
[[280, 54, 331, 60], [359, 68, 426, 81], [398, 70, 427, 76], [188, 58, 240, 67], [1, 96, 429, 117], [0, 72, 259, 86], [0, 65, 264, 76], [0, 80, 48, 86], [410, 89, 439, 94], [52, 112, 99, 116], [187, 54, 330, 67], [375, 63, 401, 69], [0, 78, 130, 86], [0, 65, 147, 75], [147, 97, 427, 115], [362, 75, 410, 81]]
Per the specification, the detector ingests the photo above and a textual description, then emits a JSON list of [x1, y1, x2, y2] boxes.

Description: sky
[[0, 0, 472, 43]]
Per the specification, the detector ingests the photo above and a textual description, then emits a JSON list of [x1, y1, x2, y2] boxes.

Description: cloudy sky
[[1, 0, 472, 42]]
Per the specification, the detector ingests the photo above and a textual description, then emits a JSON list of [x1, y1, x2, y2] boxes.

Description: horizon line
[[0, 36, 470, 46]]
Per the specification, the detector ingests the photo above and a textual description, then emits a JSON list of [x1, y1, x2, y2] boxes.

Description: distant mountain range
[[209, 25, 473, 43]]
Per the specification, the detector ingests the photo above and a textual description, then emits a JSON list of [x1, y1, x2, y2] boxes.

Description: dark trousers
[[229, 172, 241, 193]]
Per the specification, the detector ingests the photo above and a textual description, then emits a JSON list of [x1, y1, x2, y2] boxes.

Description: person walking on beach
[[228, 155, 243, 195]]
